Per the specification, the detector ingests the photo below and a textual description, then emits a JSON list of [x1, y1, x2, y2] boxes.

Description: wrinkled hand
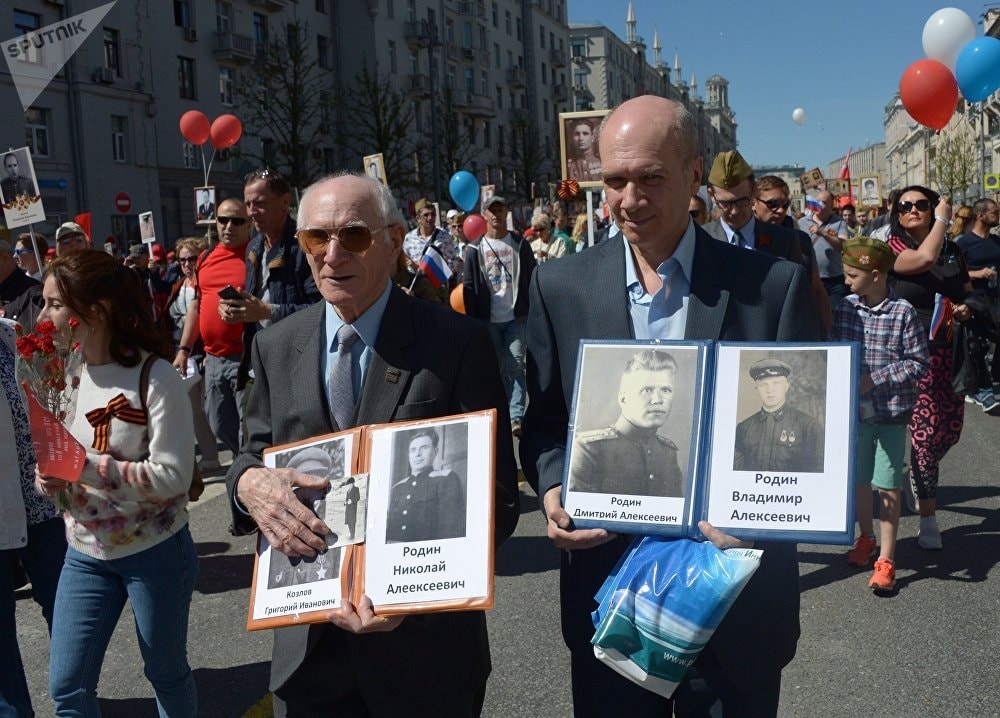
[[326, 596, 405, 634], [36, 469, 70, 497], [698, 521, 754, 550], [542, 486, 617, 551], [237, 467, 332, 557]]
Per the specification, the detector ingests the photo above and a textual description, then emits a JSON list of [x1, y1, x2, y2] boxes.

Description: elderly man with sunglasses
[[173, 198, 254, 456], [225, 172, 519, 717]]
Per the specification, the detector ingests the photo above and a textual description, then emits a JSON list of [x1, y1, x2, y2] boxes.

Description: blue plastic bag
[[591, 536, 762, 698]]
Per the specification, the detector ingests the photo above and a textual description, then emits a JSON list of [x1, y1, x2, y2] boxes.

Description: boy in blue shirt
[[831, 237, 929, 592]]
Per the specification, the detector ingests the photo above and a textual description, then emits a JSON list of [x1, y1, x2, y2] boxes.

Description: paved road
[[15, 408, 1000, 717]]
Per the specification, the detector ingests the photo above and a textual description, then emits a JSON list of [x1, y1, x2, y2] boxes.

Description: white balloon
[[792, 107, 806, 126], [922, 7, 977, 70]]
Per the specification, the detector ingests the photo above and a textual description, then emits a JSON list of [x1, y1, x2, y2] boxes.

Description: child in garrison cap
[[830, 237, 930, 592]]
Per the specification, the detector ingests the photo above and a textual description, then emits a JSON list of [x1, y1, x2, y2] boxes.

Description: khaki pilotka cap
[[708, 150, 754, 189], [841, 236, 896, 274]]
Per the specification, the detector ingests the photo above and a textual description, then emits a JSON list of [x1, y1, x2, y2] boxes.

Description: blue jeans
[[488, 320, 526, 422], [1, 517, 66, 718], [204, 353, 244, 455], [49, 526, 199, 718]]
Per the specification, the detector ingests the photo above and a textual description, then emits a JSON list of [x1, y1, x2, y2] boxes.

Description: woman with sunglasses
[[886, 186, 972, 550], [167, 237, 220, 472], [34, 250, 199, 716]]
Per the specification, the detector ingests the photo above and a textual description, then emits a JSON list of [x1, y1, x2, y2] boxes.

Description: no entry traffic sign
[[115, 192, 131, 214]]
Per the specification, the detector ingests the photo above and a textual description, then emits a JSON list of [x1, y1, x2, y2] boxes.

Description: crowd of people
[[2, 94, 999, 717]]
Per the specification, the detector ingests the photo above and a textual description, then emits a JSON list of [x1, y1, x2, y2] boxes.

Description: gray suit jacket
[[519, 226, 821, 691], [702, 216, 807, 268], [226, 286, 519, 706]]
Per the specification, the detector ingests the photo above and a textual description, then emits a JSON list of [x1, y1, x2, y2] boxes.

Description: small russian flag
[[928, 293, 953, 342], [805, 196, 823, 214], [418, 245, 452, 288]]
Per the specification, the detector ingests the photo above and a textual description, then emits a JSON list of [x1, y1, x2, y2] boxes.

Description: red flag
[[839, 148, 852, 180], [74, 212, 92, 241]]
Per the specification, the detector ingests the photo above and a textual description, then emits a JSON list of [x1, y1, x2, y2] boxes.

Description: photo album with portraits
[[246, 410, 497, 630], [562, 340, 859, 544]]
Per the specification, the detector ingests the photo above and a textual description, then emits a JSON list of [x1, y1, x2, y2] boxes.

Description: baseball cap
[[483, 195, 507, 210], [55, 222, 87, 241], [446, 209, 459, 221]]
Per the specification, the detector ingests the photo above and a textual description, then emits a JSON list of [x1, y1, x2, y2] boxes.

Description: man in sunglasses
[[753, 175, 832, 333], [798, 189, 851, 308], [54, 221, 90, 257], [0, 238, 42, 328], [173, 198, 254, 456], [14, 233, 46, 281], [225, 173, 519, 717], [702, 151, 806, 269]]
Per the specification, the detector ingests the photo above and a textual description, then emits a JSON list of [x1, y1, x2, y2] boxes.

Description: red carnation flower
[[68, 317, 81, 329], [35, 321, 56, 335]]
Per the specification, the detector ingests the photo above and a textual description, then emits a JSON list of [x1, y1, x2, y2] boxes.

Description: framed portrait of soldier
[[138, 211, 155, 242], [701, 343, 857, 543], [825, 178, 850, 196], [562, 341, 709, 535], [799, 167, 825, 192], [248, 429, 364, 630], [559, 109, 611, 189], [858, 175, 882, 208], [194, 186, 216, 224], [361, 411, 496, 613], [1, 146, 44, 228], [363, 153, 387, 187]]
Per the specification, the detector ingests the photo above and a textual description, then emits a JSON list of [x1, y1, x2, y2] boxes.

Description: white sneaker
[[917, 515, 942, 550], [200, 458, 222, 472]]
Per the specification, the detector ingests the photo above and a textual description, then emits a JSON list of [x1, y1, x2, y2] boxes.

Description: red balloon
[[899, 59, 958, 131], [463, 213, 487, 242], [179, 111, 210, 145], [210, 114, 243, 149]]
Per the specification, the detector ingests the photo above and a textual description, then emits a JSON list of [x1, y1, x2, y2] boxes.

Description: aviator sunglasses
[[897, 199, 931, 214], [296, 225, 387, 255], [756, 198, 791, 211]]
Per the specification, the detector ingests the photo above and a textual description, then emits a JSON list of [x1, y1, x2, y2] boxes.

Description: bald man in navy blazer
[[520, 96, 821, 717]]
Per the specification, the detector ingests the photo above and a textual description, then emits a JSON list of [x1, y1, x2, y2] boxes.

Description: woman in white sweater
[[35, 250, 198, 717]]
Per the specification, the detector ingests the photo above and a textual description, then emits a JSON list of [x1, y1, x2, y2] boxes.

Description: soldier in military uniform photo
[[386, 427, 467, 543], [569, 349, 684, 497], [734, 358, 824, 473]]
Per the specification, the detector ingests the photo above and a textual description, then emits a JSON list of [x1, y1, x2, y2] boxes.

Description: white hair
[[297, 172, 404, 246]]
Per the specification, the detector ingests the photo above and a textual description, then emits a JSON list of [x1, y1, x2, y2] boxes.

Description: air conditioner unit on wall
[[184, 27, 198, 42]]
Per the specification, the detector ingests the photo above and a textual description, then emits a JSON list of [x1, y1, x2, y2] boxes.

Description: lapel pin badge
[[385, 368, 401, 384]]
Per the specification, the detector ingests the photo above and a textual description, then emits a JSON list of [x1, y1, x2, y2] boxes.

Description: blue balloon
[[449, 170, 480, 212], [955, 37, 1000, 103]]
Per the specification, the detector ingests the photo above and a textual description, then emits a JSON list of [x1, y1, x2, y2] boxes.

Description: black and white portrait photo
[[363, 153, 387, 186], [195, 186, 216, 224], [559, 110, 610, 188], [138, 211, 155, 241], [732, 350, 827, 474], [859, 176, 881, 207], [1, 148, 38, 203], [566, 343, 702, 499], [272, 440, 368, 547], [385, 424, 468, 544]]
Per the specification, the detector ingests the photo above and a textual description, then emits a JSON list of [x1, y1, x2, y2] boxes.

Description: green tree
[[341, 67, 423, 193], [507, 111, 554, 202], [430, 87, 477, 196], [932, 126, 979, 201], [233, 19, 333, 190]]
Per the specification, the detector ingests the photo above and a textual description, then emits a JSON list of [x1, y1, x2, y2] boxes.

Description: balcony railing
[[212, 32, 255, 64]]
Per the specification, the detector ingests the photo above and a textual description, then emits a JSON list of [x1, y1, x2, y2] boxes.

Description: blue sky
[[568, 0, 992, 170]]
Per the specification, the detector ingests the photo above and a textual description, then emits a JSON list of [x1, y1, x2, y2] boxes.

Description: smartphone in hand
[[217, 285, 242, 301]]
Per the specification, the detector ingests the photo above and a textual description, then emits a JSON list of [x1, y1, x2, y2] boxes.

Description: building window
[[182, 141, 198, 169], [494, 43, 500, 68], [317, 35, 331, 69], [492, 2, 498, 27], [409, 51, 418, 75], [173, 0, 191, 28], [13, 10, 42, 64], [480, 70, 488, 95], [447, 64, 456, 90], [219, 67, 233, 105], [496, 86, 502, 109], [103, 28, 121, 75], [543, 99, 549, 119], [464, 67, 474, 94], [539, 26, 545, 48], [541, 62, 547, 84], [253, 13, 268, 46], [462, 22, 472, 48], [406, 0, 416, 22], [515, 17, 521, 41], [111, 115, 127, 163], [216, 1, 233, 32], [387, 0, 394, 19], [25, 108, 50, 157], [572, 41, 584, 58], [504, 10, 511, 35], [389, 40, 397, 73], [497, 127, 504, 154], [178, 56, 196, 99], [484, 120, 491, 148]]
